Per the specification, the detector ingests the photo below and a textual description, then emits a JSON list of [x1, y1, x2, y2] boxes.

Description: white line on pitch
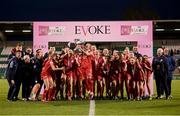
[[89, 100, 95, 116]]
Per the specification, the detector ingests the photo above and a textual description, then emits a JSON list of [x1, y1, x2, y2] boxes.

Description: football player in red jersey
[[109, 50, 121, 100], [74, 43, 87, 99], [126, 58, 132, 100], [119, 53, 127, 99], [66, 49, 76, 100], [143, 55, 153, 100], [49, 53, 60, 101], [136, 56, 145, 100], [127, 57, 144, 100], [41, 51, 64, 102], [72, 51, 79, 100], [90, 46, 96, 96], [78, 43, 94, 100], [102, 49, 111, 98], [127, 57, 136, 100], [124, 47, 130, 60], [59, 50, 68, 100], [95, 50, 105, 99]]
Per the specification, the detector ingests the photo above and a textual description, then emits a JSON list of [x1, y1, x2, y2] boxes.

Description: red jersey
[[103, 56, 111, 75], [77, 55, 83, 68], [143, 61, 152, 71], [91, 55, 96, 78], [50, 60, 59, 80], [41, 59, 52, 79], [78, 54, 92, 69], [62, 54, 68, 67], [124, 54, 130, 61], [127, 62, 143, 81], [143, 60, 152, 78], [66, 56, 76, 78], [96, 57, 104, 76], [121, 60, 127, 73], [110, 59, 121, 78], [67, 56, 75, 71]]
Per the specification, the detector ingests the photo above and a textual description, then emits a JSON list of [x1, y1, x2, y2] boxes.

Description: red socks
[[42, 89, 48, 101]]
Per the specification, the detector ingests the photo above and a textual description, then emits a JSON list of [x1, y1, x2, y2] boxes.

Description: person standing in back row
[[8, 43, 24, 61], [163, 48, 176, 98]]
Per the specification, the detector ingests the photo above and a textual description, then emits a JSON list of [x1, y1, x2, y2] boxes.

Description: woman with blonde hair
[[41, 51, 64, 102]]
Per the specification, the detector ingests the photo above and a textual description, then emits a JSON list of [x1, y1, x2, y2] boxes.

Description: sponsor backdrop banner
[[33, 21, 153, 94], [33, 21, 152, 56]]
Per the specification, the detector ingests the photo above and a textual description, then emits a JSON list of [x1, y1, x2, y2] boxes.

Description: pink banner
[[33, 21, 152, 57], [33, 21, 153, 94]]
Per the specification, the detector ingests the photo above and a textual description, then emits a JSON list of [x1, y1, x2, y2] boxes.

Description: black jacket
[[5, 57, 21, 80], [22, 61, 34, 81], [152, 55, 168, 77], [31, 57, 43, 82]]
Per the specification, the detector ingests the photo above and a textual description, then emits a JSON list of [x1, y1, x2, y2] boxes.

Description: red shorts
[[110, 74, 120, 82], [77, 68, 85, 80], [73, 70, 78, 81], [120, 72, 126, 80], [66, 71, 73, 78], [97, 75, 103, 81], [137, 72, 144, 81], [145, 71, 152, 80], [118, 73, 122, 80], [41, 73, 52, 80], [126, 73, 131, 80], [81, 68, 92, 79], [137, 77, 144, 81]]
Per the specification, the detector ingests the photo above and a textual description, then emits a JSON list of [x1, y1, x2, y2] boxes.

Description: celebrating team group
[[6, 42, 174, 102]]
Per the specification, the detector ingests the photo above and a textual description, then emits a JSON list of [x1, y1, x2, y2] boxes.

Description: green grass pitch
[[0, 79, 180, 115]]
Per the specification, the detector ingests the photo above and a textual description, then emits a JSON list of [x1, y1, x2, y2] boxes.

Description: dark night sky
[[0, 0, 180, 21]]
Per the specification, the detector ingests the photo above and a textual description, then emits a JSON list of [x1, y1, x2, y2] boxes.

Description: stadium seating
[[1, 47, 14, 55], [0, 47, 12, 78]]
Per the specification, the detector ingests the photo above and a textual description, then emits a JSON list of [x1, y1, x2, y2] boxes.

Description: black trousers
[[7, 79, 16, 100], [155, 74, 169, 98], [167, 77, 172, 96], [22, 79, 31, 99], [55, 77, 61, 97], [14, 79, 22, 99], [160, 76, 173, 96]]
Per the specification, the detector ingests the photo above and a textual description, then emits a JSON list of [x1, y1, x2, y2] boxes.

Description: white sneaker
[[160, 95, 164, 99], [169, 95, 173, 99]]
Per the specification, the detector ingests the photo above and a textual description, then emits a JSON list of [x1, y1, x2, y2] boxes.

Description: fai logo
[[121, 25, 148, 35], [39, 26, 65, 36]]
